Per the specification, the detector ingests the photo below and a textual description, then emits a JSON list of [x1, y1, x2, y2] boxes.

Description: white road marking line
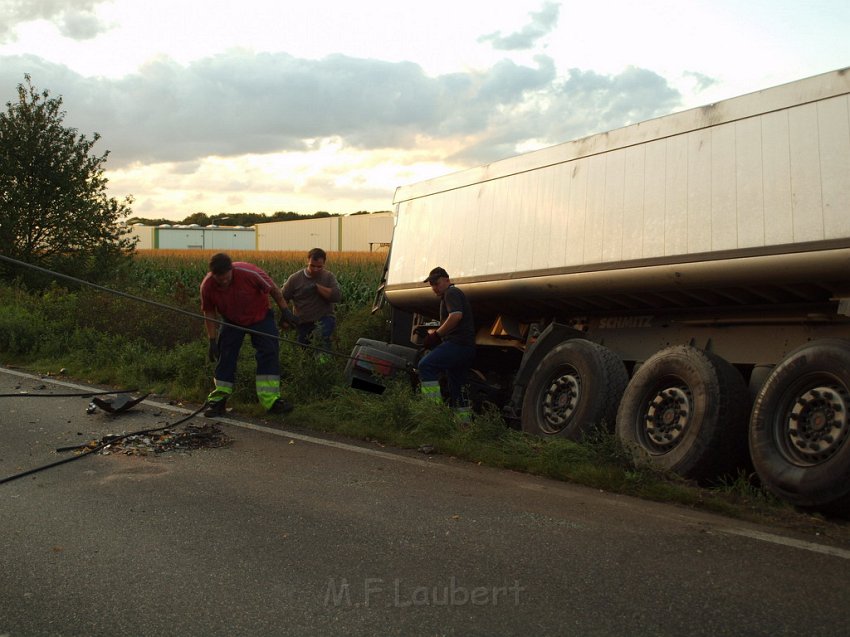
[[216, 417, 437, 469], [718, 527, 850, 560]]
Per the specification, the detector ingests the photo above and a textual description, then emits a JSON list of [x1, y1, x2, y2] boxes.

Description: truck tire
[[616, 346, 750, 481], [521, 340, 627, 440], [749, 339, 850, 511]]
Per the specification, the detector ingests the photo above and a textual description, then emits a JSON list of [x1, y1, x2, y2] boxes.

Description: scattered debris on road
[[60, 424, 231, 456]]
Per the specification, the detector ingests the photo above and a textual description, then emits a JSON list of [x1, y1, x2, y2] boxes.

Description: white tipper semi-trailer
[[347, 67, 850, 511]]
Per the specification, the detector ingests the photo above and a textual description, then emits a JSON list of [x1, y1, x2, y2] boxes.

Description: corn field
[[124, 249, 386, 313]]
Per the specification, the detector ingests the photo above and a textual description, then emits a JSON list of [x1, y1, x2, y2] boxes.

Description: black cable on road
[[0, 388, 138, 398], [0, 402, 208, 485]]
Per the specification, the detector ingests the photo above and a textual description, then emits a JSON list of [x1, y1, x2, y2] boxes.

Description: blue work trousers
[[418, 341, 476, 406], [296, 315, 336, 350], [215, 310, 280, 384]]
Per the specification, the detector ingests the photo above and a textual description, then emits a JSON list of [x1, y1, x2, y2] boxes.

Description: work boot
[[204, 399, 227, 418], [420, 380, 442, 403], [453, 404, 472, 424], [267, 398, 294, 415]]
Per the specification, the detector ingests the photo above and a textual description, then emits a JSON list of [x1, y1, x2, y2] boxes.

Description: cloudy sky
[[1, 0, 848, 221]]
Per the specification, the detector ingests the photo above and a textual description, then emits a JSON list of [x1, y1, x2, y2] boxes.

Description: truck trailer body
[[350, 68, 850, 510]]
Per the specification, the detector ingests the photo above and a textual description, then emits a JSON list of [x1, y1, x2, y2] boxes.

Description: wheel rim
[[778, 381, 850, 465], [639, 382, 692, 453], [539, 368, 580, 434]]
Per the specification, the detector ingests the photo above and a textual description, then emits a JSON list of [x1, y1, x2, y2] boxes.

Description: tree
[[126, 216, 173, 226], [182, 212, 211, 226], [210, 212, 261, 226], [0, 75, 135, 284]]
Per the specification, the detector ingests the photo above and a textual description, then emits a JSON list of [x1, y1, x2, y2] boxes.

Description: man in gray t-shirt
[[282, 247, 342, 349]]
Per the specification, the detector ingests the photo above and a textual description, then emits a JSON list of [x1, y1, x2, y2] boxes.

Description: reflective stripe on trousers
[[207, 310, 281, 408], [256, 374, 281, 410], [420, 380, 441, 402]]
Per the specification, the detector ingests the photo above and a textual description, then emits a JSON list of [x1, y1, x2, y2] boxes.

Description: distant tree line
[[127, 210, 389, 227]]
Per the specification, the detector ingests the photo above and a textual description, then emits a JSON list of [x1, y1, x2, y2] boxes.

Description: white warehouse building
[[255, 213, 393, 252], [128, 224, 255, 250], [127, 212, 394, 253]]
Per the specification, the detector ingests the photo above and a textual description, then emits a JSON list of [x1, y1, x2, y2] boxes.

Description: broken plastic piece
[[89, 393, 150, 414]]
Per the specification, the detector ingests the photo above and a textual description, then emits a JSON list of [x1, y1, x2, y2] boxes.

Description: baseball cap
[[423, 266, 449, 284]]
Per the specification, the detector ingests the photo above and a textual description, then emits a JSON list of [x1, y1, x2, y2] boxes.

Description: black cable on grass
[[0, 402, 208, 485], [0, 252, 402, 367]]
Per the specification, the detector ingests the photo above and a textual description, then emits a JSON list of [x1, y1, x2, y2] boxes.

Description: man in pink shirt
[[200, 253, 293, 417]]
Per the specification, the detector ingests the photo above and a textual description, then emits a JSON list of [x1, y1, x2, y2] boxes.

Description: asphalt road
[[2, 366, 850, 637]]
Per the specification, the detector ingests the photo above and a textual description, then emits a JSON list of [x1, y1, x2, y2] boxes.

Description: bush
[[0, 303, 47, 356]]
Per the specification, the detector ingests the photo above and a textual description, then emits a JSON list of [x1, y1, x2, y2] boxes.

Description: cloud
[[449, 66, 683, 164], [351, 60, 679, 164], [556, 66, 683, 128], [58, 7, 108, 39], [478, 1, 560, 51], [683, 70, 719, 92], [0, 52, 682, 172], [0, 0, 112, 43]]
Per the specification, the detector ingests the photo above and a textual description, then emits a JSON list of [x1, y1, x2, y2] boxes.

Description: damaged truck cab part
[[349, 67, 850, 512]]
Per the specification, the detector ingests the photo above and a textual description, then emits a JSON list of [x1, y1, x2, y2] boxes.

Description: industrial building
[[255, 213, 393, 252], [127, 212, 393, 252]]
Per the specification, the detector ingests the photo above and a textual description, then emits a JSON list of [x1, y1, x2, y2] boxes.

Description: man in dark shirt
[[418, 266, 476, 407]]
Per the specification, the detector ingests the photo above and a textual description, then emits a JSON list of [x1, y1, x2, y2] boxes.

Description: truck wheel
[[521, 340, 627, 440], [749, 339, 850, 511], [616, 346, 750, 481]]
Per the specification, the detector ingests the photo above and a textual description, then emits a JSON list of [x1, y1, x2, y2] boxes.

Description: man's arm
[[203, 310, 220, 339], [270, 283, 300, 328], [316, 273, 342, 302], [281, 273, 294, 303], [269, 284, 288, 311], [436, 312, 462, 338]]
